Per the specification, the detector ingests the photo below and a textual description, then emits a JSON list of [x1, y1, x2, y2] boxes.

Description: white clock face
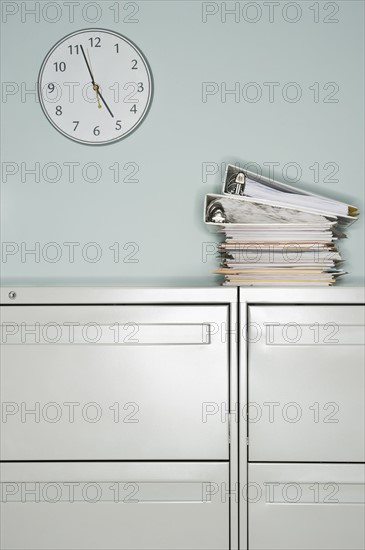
[[38, 29, 153, 145]]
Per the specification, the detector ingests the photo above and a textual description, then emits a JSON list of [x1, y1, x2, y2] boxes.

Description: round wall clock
[[38, 29, 153, 145]]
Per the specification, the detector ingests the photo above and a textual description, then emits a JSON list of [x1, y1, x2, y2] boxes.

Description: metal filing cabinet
[[2, 286, 364, 550], [0, 287, 239, 550], [240, 287, 365, 550]]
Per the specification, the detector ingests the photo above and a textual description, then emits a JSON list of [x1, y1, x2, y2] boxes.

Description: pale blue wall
[[1, 0, 364, 285]]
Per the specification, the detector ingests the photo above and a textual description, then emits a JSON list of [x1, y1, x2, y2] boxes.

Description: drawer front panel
[[0, 305, 229, 460], [248, 305, 365, 462], [248, 463, 365, 550], [0, 462, 229, 550]]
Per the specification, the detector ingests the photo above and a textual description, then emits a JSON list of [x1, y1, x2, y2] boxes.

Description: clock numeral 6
[[53, 62, 66, 72], [56, 106, 62, 116], [115, 120, 122, 131], [93, 126, 100, 136]]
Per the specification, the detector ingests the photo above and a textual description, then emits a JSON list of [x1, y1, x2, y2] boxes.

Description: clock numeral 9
[[131, 59, 138, 70], [115, 120, 122, 131], [56, 105, 62, 116], [53, 62, 66, 72], [48, 83, 55, 93], [93, 126, 100, 136], [89, 37, 101, 47]]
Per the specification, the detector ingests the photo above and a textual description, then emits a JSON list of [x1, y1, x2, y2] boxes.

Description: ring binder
[[222, 164, 358, 221]]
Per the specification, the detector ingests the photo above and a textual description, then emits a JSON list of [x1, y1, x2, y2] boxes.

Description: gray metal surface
[[0, 286, 237, 305], [248, 463, 365, 550], [247, 305, 365, 462], [240, 288, 365, 550], [0, 461, 229, 550], [1, 305, 229, 461], [3, 286, 364, 550], [240, 286, 365, 303]]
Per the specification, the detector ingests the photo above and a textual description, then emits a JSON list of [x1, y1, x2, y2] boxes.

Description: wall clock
[[38, 29, 153, 145]]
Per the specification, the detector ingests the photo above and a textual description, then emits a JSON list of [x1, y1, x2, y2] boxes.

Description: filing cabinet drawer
[[248, 305, 365, 462], [248, 463, 365, 550], [0, 305, 229, 460], [0, 461, 229, 550]]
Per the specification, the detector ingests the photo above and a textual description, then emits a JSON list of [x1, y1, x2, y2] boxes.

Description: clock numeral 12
[[89, 37, 101, 47]]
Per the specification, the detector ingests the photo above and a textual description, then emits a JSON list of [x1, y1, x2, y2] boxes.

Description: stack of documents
[[204, 166, 358, 286]]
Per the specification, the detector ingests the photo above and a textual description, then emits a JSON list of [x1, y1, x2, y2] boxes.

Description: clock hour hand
[[93, 83, 102, 109], [96, 88, 114, 118]]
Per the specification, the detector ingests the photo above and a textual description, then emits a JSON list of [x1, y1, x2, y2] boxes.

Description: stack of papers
[[205, 193, 357, 286]]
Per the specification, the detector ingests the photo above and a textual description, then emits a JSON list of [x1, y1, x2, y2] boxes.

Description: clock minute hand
[[80, 44, 95, 84]]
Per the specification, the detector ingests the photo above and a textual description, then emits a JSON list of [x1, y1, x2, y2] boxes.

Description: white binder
[[222, 164, 358, 222]]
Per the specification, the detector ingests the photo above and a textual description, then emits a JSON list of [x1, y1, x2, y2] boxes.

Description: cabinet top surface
[[0, 286, 237, 305], [1, 286, 364, 305], [239, 286, 365, 303]]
